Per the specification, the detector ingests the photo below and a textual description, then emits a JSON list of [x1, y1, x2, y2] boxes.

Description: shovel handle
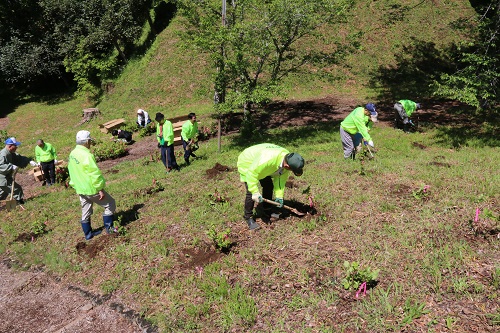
[[262, 198, 305, 216], [10, 169, 17, 200]]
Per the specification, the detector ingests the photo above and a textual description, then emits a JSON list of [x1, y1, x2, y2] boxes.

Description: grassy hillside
[[2, 1, 498, 332]]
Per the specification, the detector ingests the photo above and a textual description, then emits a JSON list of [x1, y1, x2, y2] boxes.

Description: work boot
[[246, 218, 260, 230], [190, 152, 197, 158], [81, 220, 101, 240], [103, 215, 116, 234], [184, 157, 190, 166]]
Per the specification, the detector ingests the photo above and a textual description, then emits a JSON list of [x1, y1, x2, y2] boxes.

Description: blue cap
[[365, 103, 377, 115], [5, 137, 21, 146]]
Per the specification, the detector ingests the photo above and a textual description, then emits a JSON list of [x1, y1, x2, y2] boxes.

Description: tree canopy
[[0, 0, 158, 97], [433, 0, 499, 115], [177, 0, 354, 113]]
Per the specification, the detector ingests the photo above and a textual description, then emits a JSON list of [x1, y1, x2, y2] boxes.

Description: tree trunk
[[113, 38, 127, 63]]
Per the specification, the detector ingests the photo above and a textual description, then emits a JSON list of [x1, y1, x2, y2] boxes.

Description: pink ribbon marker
[[355, 282, 367, 298], [474, 208, 480, 223], [309, 196, 314, 208]]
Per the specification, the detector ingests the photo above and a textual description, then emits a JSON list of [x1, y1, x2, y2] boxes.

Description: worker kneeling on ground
[[237, 143, 304, 231]]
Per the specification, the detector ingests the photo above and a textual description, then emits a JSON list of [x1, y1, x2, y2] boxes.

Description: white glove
[[54, 160, 58, 164], [12, 165, 18, 171], [29, 160, 37, 167], [251, 193, 263, 203], [368, 140, 374, 148]]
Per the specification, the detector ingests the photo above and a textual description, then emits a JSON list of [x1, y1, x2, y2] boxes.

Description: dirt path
[[0, 259, 157, 333]]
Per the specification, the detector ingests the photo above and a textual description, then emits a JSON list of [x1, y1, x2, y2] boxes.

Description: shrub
[[92, 140, 127, 162]]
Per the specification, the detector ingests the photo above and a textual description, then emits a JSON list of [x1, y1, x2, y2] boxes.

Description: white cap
[[137, 109, 144, 114], [76, 130, 93, 144]]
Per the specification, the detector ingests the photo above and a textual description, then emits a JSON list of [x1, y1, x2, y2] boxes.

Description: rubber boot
[[81, 220, 101, 240], [103, 215, 115, 234], [246, 217, 260, 231]]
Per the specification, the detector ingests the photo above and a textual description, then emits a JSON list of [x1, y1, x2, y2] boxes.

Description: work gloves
[[274, 198, 284, 208], [409, 120, 415, 126], [29, 160, 37, 167], [252, 193, 263, 203], [364, 140, 374, 148], [54, 160, 58, 164], [12, 165, 18, 172]]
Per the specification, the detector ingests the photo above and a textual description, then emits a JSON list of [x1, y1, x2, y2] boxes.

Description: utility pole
[[216, 0, 227, 153]]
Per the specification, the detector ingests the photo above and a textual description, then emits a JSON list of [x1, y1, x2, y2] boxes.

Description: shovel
[[262, 198, 306, 216], [5, 170, 17, 211], [366, 145, 375, 159]]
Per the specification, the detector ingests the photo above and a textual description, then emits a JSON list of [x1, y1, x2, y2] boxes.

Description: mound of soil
[[205, 162, 234, 179]]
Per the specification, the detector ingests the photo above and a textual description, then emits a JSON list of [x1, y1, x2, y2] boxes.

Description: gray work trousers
[[78, 190, 116, 221], [394, 103, 409, 124], [0, 181, 23, 201], [340, 127, 363, 159]]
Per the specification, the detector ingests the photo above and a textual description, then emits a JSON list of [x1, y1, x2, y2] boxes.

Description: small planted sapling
[[206, 224, 232, 252], [412, 184, 430, 200], [341, 261, 379, 292]]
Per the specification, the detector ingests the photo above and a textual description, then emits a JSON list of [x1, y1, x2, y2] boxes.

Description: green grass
[[2, 123, 498, 332], [2, 1, 498, 332]]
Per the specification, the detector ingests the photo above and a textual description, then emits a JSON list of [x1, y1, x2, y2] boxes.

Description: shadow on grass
[[367, 38, 499, 148], [434, 126, 499, 148], [116, 204, 144, 227], [229, 120, 342, 150], [369, 39, 454, 102]]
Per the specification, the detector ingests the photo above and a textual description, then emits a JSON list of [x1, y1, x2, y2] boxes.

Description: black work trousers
[[244, 176, 273, 219], [41, 160, 56, 185]]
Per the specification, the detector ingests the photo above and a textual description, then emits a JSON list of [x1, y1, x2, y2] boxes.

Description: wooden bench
[[99, 118, 126, 133], [169, 115, 187, 146]]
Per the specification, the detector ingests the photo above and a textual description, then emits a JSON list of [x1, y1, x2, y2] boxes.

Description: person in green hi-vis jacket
[[237, 143, 305, 231], [68, 130, 117, 240], [155, 112, 179, 173], [394, 99, 421, 133], [339, 103, 378, 160], [181, 112, 199, 166], [35, 139, 58, 186]]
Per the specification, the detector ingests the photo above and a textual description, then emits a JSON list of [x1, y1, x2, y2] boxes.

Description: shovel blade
[[5, 199, 16, 211]]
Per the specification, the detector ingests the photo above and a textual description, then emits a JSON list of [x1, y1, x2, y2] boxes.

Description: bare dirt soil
[[0, 96, 489, 332]]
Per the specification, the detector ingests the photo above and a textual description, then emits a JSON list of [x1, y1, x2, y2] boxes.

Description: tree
[[0, 0, 156, 97], [433, 0, 499, 115], [177, 0, 353, 115], [0, 0, 66, 91]]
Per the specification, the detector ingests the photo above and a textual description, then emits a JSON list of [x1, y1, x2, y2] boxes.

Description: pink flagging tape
[[355, 282, 367, 299]]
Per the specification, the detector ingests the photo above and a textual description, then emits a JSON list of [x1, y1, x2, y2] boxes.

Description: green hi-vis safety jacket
[[68, 145, 105, 195], [181, 120, 198, 141], [340, 107, 372, 141], [399, 100, 417, 117], [35, 142, 57, 163], [237, 143, 290, 198], [156, 121, 174, 146]]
